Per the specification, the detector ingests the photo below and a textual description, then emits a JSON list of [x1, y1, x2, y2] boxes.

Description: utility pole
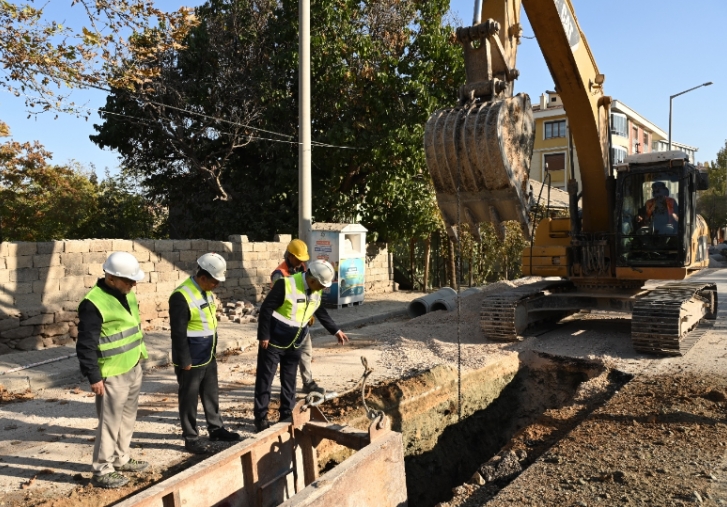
[[298, 0, 312, 245]]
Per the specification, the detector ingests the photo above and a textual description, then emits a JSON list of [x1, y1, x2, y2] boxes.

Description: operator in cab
[[636, 181, 679, 234]]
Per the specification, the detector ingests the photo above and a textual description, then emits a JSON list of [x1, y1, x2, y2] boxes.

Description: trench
[[320, 351, 631, 507]]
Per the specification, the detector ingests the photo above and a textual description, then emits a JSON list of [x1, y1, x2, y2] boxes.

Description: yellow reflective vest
[[173, 277, 218, 367], [270, 272, 321, 349], [82, 286, 147, 378]]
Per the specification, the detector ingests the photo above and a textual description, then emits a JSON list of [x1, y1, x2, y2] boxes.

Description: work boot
[[115, 458, 149, 473], [92, 471, 129, 489], [301, 382, 325, 395], [184, 439, 211, 455], [279, 411, 292, 423], [210, 427, 241, 442], [255, 418, 271, 433]]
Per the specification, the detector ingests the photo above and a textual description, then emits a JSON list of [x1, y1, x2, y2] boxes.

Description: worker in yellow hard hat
[[269, 239, 325, 396], [270, 239, 310, 285]]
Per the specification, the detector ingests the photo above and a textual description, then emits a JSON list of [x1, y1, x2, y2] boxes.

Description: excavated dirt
[[448, 373, 727, 507]]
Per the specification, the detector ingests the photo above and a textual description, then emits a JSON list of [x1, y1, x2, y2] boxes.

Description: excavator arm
[[425, 0, 611, 239]]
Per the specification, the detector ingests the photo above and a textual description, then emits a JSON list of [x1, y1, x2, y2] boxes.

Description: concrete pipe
[[407, 287, 457, 317], [430, 286, 484, 312]]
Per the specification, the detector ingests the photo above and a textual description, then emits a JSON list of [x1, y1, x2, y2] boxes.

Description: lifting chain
[[360, 356, 386, 429]]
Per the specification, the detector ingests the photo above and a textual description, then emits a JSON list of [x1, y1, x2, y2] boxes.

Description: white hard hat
[[197, 253, 226, 282], [307, 259, 335, 288], [103, 252, 145, 281]]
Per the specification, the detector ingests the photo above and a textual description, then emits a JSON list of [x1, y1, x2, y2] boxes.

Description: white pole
[[298, 0, 312, 244]]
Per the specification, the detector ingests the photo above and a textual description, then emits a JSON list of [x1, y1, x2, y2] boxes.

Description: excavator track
[[631, 281, 718, 356], [480, 280, 573, 341]]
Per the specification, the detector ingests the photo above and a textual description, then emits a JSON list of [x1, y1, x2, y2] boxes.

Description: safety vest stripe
[[288, 279, 300, 318], [96, 336, 143, 358], [99, 324, 142, 345], [178, 285, 212, 333], [187, 330, 215, 338], [272, 311, 300, 327]]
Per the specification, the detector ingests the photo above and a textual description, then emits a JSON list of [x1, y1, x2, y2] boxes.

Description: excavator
[[424, 0, 717, 356]]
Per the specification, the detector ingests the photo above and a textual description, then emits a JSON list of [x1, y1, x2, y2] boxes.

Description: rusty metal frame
[[117, 400, 394, 507]]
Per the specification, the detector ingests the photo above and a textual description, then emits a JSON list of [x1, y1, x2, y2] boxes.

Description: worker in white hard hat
[[76, 251, 150, 489], [169, 252, 240, 454], [270, 239, 325, 396], [254, 259, 350, 432]]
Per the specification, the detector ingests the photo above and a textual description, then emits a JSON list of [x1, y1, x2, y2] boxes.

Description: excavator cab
[[615, 151, 709, 270]]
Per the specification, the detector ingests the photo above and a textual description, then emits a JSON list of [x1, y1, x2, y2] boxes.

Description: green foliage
[[84, 171, 166, 240], [0, 123, 164, 241], [697, 140, 727, 238], [91, 0, 464, 241], [0, 0, 197, 114], [392, 220, 529, 290]]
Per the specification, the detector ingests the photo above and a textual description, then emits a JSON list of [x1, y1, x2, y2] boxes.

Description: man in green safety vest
[[169, 253, 240, 454], [254, 259, 350, 432], [76, 251, 149, 489]]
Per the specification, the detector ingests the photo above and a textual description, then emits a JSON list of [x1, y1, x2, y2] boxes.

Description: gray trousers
[[92, 362, 143, 476], [175, 359, 224, 442], [298, 332, 314, 386]]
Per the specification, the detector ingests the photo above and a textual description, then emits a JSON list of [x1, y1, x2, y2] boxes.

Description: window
[[543, 153, 566, 172], [611, 113, 628, 137], [611, 146, 627, 164], [643, 132, 650, 152], [544, 120, 566, 139], [632, 126, 640, 153], [617, 172, 682, 266]]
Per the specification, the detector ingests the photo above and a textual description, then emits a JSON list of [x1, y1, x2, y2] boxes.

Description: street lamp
[[669, 81, 713, 150]]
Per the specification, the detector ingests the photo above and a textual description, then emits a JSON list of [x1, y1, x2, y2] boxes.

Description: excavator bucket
[[424, 93, 535, 241]]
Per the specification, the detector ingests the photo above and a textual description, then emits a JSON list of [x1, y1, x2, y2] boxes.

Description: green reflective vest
[[172, 277, 218, 367], [270, 272, 321, 349], [82, 286, 147, 378]]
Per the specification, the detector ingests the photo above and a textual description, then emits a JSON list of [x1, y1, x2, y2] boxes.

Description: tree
[[0, 0, 197, 113], [91, 0, 465, 241], [0, 121, 163, 241], [697, 140, 727, 240]]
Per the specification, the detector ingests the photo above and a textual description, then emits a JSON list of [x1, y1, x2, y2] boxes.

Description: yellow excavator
[[424, 0, 716, 356]]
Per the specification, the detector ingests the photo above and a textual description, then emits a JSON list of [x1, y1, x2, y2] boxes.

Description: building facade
[[530, 91, 698, 191]]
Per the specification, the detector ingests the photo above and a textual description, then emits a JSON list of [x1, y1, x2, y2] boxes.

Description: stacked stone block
[[0, 234, 393, 355], [365, 243, 395, 295]]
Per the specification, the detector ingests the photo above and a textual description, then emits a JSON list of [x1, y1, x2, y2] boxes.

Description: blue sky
[[1, 0, 725, 173]]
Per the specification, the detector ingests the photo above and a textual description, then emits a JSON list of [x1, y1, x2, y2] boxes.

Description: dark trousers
[[175, 358, 224, 442], [254, 344, 302, 422]]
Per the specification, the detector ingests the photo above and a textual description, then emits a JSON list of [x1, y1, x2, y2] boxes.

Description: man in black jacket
[[169, 253, 240, 454], [254, 260, 349, 432]]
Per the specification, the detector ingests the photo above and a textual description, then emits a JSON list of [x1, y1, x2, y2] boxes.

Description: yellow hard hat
[[287, 239, 310, 261]]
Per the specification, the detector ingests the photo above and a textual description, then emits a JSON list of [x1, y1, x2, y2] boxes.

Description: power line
[[66, 79, 362, 150]]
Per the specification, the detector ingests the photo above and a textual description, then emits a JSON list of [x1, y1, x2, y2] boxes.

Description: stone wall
[[0, 235, 394, 354]]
